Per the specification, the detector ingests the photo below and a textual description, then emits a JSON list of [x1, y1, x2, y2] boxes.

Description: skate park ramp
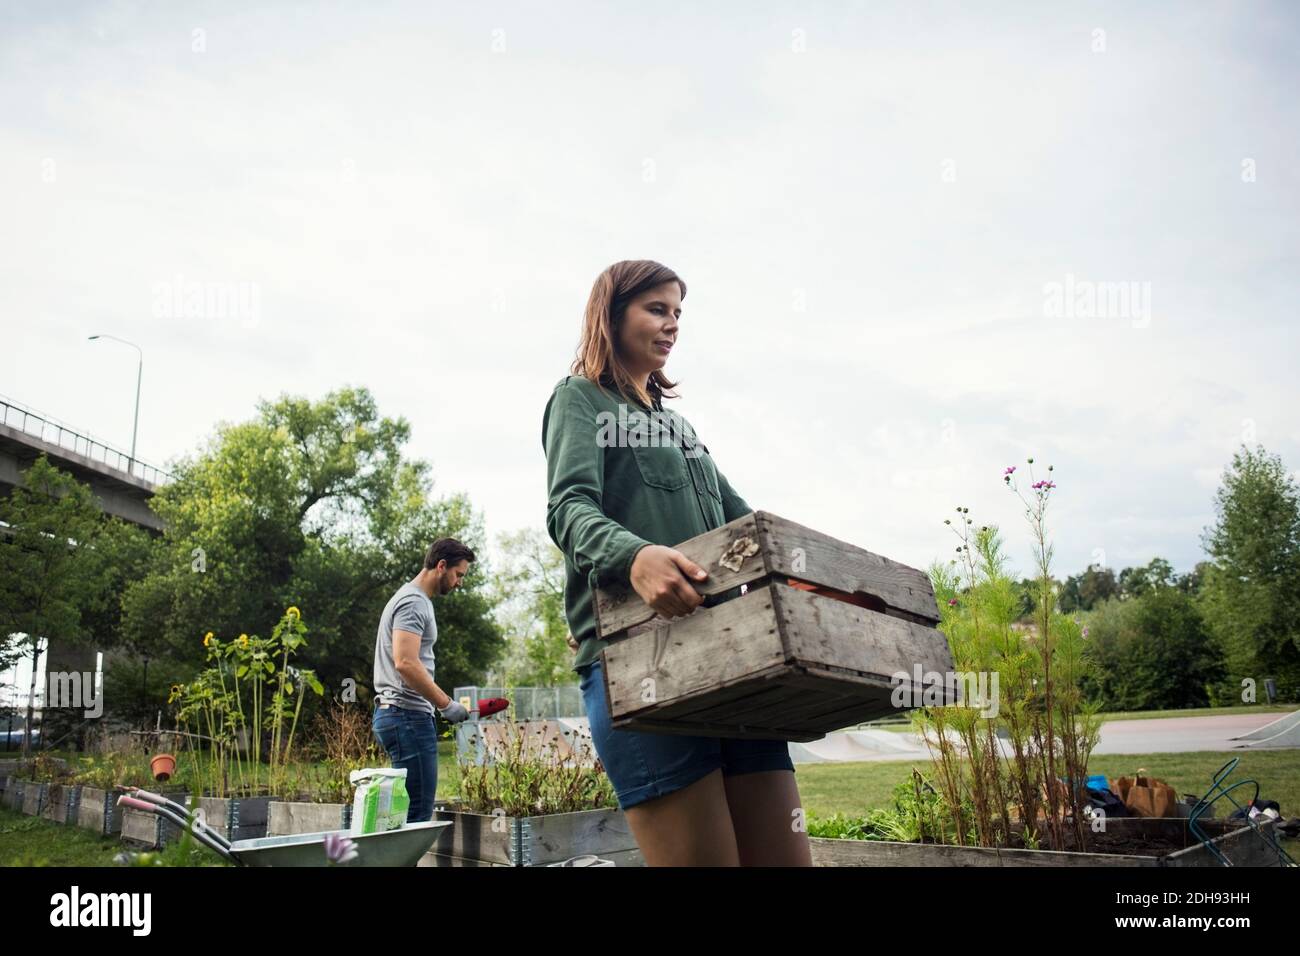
[[788, 729, 934, 763], [1228, 708, 1300, 749]]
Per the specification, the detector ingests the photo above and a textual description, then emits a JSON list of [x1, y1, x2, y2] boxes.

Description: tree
[[1198, 445, 1300, 702], [1059, 564, 1119, 613], [0, 456, 151, 754], [120, 387, 506, 712], [1176, 561, 1211, 597], [490, 528, 570, 686], [1081, 589, 1224, 711]]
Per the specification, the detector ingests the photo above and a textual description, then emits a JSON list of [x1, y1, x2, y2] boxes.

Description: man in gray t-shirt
[[371, 538, 476, 822], [374, 582, 441, 714]]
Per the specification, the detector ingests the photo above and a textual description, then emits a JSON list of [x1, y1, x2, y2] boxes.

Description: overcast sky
[[2, 1, 1297, 584]]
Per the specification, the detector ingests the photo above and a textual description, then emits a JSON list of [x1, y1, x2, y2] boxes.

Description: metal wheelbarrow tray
[[594, 511, 957, 742], [117, 787, 449, 867]]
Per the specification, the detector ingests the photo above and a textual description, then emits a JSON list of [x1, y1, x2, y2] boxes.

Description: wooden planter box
[[810, 819, 1285, 867], [164, 795, 278, 843], [596, 511, 955, 741], [2, 778, 26, 812], [21, 780, 46, 816], [267, 800, 348, 836], [75, 786, 123, 836], [420, 805, 642, 867], [40, 783, 79, 824], [122, 806, 162, 847]]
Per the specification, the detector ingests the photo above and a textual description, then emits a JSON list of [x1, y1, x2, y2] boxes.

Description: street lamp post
[[88, 334, 143, 476]]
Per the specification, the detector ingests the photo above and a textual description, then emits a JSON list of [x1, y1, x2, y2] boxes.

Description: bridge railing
[[0, 395, 172, 486]]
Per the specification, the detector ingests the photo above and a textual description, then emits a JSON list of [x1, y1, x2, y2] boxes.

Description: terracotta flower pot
[[150, 753, 177, 782]]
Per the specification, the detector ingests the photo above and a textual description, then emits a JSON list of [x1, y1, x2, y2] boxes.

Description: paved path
[[789, 711, 1298, 763], [1092, 712, 1291, 755]]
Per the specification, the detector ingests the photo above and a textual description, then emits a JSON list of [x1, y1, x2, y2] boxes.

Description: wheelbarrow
[[116, 786, 449, 867]]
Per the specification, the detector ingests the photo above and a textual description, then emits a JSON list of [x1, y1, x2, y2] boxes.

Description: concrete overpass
[[0, 395, 167, 531]]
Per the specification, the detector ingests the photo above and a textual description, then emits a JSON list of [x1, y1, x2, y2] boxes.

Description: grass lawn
[[0, 805, 231, 867], [0, 805, 126, 866], [794, 749, 1300, 820]]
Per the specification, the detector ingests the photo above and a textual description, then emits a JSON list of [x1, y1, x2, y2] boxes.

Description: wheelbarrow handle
[[115, 787, 234, 852], [114, 793, 238, 864]]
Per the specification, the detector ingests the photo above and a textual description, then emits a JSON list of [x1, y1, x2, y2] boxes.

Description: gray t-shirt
[[373, 582, 438, 714]]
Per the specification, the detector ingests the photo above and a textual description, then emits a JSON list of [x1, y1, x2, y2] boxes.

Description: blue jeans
[[579, 658, 794, 811], [372, 705, 438, 823]]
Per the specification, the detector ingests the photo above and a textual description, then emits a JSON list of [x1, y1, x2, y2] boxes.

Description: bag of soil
[[348, 767, 410, 835]]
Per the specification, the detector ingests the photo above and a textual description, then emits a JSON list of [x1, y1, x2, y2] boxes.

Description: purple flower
[[1082, 626, 1089, 638], [324, 832, 358, 865]]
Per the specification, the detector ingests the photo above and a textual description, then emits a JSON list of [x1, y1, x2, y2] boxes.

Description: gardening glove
[[438, 700, 469, 723]]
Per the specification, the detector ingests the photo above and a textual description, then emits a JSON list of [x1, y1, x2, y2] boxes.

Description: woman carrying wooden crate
[[542, 259, 812, 866]]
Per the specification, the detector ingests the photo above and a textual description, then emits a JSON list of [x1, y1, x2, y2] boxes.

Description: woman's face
[[616, 280, 681, 381]]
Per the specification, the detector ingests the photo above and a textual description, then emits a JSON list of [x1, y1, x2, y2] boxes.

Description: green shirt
[[542, 375, 753, 671]]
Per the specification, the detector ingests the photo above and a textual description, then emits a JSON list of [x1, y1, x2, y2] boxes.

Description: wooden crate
[[595, 511, 956, 741]]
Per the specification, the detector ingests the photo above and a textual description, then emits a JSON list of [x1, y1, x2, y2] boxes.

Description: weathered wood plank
[[758, 512, 940, 624], [810, 837, 1159, 867], [603, 584, 786, 718], [689, 683, 802, 727], [1164, 821, 1284, 867], [651, 666, 793, 722], [430, 808, 516, 866], [776, 585, 955, 692], [595, 513, 766, 637], [121, 807, 162, 847], [21, 781, 44, 815], [267, 800, 347, 837], [520, 808, 639, 865]]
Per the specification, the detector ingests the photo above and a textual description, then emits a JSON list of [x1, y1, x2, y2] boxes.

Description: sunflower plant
[[169, 606, 323, 798]]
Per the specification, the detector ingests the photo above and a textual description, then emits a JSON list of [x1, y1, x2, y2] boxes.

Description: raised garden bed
[[2, 777, 27, 813], [120, 794, 283, 847], [266, 800, 348, 836], [40, 782, 78, 824], [421, 805, 642, 867], [75, 786, 123, 835], [810, 818, 1287, 867]]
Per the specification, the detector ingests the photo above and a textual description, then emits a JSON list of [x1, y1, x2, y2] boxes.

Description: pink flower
[[1004, 466, 1016, 475], [324, 832, 358, 865]]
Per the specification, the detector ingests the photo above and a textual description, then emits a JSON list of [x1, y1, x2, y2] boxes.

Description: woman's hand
[[629, 545, 709, 619]]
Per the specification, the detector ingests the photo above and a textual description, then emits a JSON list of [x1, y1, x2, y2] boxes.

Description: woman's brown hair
[[571, 260, 686, 409]]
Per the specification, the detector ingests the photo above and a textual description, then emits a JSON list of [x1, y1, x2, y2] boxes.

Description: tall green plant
[[169, 607, 323, 797], [913, 461, 1101, 851]]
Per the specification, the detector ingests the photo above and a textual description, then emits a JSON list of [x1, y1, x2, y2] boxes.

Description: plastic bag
[[349, 767, 410, 835]]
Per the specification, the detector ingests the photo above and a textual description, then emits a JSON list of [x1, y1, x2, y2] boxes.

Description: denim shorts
[[372, 704, 438, 823], [579, 658, 794, 811]]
